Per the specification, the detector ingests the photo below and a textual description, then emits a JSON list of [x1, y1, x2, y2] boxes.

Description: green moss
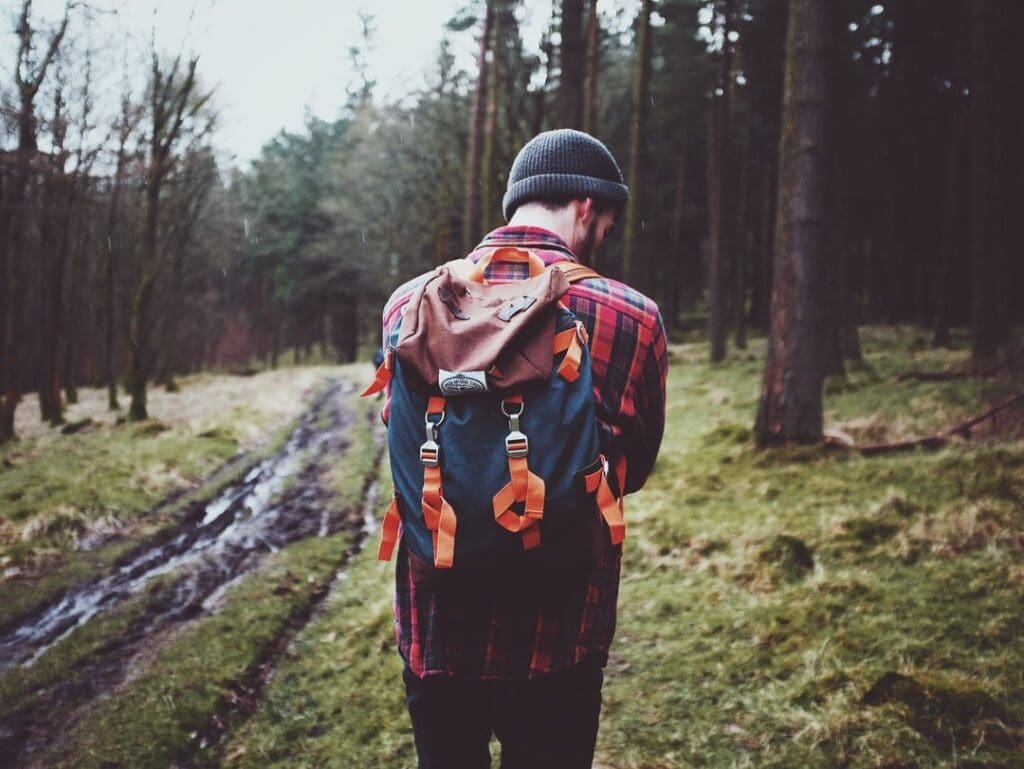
[[35, 386, 381, 769]]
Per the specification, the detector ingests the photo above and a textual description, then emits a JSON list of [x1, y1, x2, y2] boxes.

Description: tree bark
[[970, 0, 1007, 362], [559, 0, 585, 129], [667, 130, 688, 330], [462, 1, 496, 253], [0, 0, 71, 443], [754, 0, 831, 446], [621, 0, 652, 288], [582, 0, 600, 134], [127, 53, 204, 421], [708, 102, 733, 364], [707, 0, 736, 363], [480, 1, 504, 236]]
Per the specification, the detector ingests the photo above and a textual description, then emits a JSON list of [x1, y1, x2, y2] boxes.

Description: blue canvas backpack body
[[364, 248, 625, 587]]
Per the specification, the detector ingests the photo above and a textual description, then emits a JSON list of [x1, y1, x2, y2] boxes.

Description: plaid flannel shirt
[[381, 226, 668, 680]]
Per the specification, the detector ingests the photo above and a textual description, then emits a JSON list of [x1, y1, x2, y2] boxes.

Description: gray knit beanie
[[502, 129, 629, 221]]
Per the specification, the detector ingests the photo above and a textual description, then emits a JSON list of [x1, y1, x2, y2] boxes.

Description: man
[[380, 129, 668, 769]]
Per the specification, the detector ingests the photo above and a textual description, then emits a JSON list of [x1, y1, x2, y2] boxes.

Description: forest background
[[1, 0, 1023, 767], [1, 0, 1020, 441]]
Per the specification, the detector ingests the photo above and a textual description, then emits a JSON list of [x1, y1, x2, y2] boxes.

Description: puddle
[[0, 381, 353, 673]]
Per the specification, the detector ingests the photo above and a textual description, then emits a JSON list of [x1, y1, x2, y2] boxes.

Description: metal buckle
[[420, 440, 440, 467], [505, 431, 529, 458]]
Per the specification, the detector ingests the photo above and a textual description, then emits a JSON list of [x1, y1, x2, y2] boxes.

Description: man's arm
[[620, 313, 668, 494]]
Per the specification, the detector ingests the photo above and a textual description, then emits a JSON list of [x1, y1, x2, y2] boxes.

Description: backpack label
[[439, 369, 488, 395]]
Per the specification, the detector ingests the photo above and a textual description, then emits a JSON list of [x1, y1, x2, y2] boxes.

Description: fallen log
[[838, 392, 1024, 456]]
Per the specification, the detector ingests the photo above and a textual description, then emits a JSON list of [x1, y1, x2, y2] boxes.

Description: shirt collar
[[475, 226, 579, 263]]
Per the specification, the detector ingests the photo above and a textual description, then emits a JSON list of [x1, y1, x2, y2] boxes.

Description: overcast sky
[[1, 0, 560, 165], [3, 1, 651, 167]]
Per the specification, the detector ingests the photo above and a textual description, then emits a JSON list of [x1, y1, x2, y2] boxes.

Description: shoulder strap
[[555, 262, 603, 284]]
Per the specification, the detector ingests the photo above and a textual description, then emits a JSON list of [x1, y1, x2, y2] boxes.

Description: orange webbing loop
[[422, 465, 457, 568], [420, 396, 456, 568], [492, 456, 546, 549], [491, 393, 545, 550], [361, 349, 392, 396], [377, 496, 402, 561], [585, 457, 626, 545], [553, 321, 588, 382], [467, 248, 547, 283]]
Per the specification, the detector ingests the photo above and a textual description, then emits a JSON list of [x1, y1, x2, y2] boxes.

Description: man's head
[[502, 129, 628, 264]]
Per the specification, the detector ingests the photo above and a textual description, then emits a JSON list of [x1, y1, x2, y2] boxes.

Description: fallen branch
[[835, 392, 1024, 456]]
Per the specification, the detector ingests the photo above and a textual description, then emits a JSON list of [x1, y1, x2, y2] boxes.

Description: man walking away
[[377, 129, 668, 769]]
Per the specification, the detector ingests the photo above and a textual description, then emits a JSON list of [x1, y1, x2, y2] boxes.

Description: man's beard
[[576, 218, 600, 264]]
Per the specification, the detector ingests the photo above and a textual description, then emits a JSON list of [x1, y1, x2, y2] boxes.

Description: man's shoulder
[[567, 272, 662, 331], [383, 270, 434, 329]]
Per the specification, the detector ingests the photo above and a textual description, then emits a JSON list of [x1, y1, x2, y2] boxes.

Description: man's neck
[[506, 203, 577, 249]]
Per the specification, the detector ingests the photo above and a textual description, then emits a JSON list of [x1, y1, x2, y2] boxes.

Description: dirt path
[[0, 379, 384, 768]]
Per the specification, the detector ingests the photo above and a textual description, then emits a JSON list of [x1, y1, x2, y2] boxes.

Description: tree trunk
[[754, 0, 831, 447], [480, 1, 504, 236], [559, 0, 585, 128], [621, 0, 652, 287], [105, 226, 120, 410], [38, 174, 68, 425], [582, 0, 600, 134], [707, 101, 728, 362], [970, 0, 1006, 361], [667, 130, 688, 330], [707, 0, 736, 363], [127, 173, 160, 421], [462, 1, 495, 253], [734, 90, 753, 351]]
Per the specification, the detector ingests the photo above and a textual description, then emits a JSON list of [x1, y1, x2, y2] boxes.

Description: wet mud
[[0, 379, 384, 768]]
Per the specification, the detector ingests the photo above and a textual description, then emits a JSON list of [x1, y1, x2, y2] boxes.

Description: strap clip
[[420, 439, 440, 467], [505, 431, 529, 458]]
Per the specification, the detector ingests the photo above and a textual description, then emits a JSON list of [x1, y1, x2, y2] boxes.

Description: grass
[[0, 367, 342, 630], [3, 327, 1022, 768], [221, 462, 413, 769], [219, 325, 1023, 768], [27, 383, 382, 769], [595, 327, 1023, 769]]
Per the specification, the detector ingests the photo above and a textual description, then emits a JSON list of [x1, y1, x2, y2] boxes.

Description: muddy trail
[[0, 379, 384, 768]]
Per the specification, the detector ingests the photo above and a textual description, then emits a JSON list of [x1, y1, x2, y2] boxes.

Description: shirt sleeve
[[620, 312, 668, 494]]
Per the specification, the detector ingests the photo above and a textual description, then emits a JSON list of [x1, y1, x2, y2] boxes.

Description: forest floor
[[0, 327, 1022, 768]]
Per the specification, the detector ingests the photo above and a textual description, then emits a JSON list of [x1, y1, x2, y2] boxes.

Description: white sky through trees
[[2, 0, 648, 167]]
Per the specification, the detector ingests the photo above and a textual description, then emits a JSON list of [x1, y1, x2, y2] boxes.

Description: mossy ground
[[5, 372, 382, 769], [0, 367, 341, 630], [3, 329, 1022, 768]]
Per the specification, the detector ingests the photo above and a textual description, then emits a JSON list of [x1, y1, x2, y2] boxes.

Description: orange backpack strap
[[420, 396, 457, 568], [555, 262, 602, 284], [377, 496, 402, 561], [362, 348, 392, 397], [553, 321, 589, 382], [584, 454, 627, 545], [491, 394, 546, 550]]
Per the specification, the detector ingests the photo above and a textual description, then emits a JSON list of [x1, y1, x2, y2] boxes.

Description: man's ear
[[578, 197, 595, 223]]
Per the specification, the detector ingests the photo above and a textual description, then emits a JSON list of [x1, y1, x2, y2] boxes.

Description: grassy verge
[[0, 368, 341, 630], [222, 327, 1020, 768], [596, 327, 1023, 769], [7, 329, 1023, 768], [221, 461, 412, 769], [33, 384, 382, 769]]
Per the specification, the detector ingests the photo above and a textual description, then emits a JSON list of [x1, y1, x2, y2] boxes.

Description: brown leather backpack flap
[[397, 263, 570, 394]]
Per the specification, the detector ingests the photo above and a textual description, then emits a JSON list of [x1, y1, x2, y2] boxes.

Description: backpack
[[363, 247, 626, 587]]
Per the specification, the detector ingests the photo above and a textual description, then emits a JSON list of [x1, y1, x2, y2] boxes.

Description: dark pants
[[402, 659, 604, 769]]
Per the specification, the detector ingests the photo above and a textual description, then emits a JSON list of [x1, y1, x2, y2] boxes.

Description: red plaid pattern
[[382, 226, 667, 680]]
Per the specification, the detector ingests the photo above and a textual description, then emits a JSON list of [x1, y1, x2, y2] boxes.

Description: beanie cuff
[[502, 174, 629, 220]]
